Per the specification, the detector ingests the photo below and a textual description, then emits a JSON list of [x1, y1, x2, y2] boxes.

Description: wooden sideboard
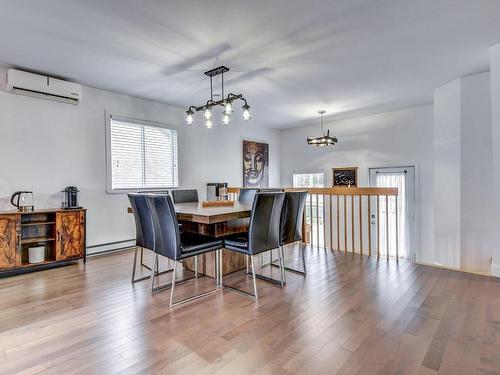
[[0, 208, 86, 277]]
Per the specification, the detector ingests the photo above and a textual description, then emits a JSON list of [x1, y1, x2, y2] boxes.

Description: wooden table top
[[127, 201, 252, 225], [174, 202, 252, 224]]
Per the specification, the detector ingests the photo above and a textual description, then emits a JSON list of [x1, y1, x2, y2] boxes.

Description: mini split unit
[[6, 69, 81, 105]]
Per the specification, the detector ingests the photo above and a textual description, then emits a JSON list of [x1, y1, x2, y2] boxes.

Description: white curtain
[[375, 171, 410, 259]]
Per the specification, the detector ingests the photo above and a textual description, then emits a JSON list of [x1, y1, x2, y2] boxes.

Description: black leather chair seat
[[223, 232, 249, 251], [180, 232, 223, 257]]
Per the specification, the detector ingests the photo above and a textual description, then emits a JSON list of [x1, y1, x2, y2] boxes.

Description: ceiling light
[[185, 109, 194, 125], [185, 66, 251, 128], [222, 111, 231, 126], [242, 103, 251, 121], [204, 107, 212, 120], [307, 110, 337, 147]]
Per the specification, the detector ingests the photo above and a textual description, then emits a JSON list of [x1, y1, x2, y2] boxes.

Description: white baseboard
[[86, 239, 136, 256]]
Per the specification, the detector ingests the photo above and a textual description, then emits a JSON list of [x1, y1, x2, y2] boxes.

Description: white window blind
[[109, 117, 178, 190], [293, 172, 324, 188]]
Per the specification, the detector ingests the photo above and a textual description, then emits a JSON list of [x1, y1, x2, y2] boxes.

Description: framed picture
[[332, 167, 358, 187], [242, 140, 269, 188]]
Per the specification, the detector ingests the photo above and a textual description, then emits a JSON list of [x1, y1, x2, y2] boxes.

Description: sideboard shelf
[[0, 208, 86, 277]]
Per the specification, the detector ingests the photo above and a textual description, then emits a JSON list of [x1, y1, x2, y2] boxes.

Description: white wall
[[433, 79, 462, 269], [490, 43, 500, 277], [0, 68, 280, 253], [279, 105, 435, 263], [460, 72, 493, 273]]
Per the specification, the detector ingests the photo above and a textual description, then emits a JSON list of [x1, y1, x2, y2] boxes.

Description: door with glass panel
[[293, 173, 324, 248], [369, 167, 415, 261]]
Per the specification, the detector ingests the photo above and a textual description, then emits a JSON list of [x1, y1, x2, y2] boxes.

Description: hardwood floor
[[1, 246, 499, 375]]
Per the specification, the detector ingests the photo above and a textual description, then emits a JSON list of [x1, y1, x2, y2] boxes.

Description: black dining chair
[[128, 193, 173, 283], [171, 189, 199, 203], [238, 188, 259, 203], [146, 194, 223, 307], [271, 191, 308, 278], [222, 192, 286, 299]]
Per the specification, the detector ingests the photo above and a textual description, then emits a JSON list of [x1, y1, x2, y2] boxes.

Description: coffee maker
[[62, 186, 80, 209]]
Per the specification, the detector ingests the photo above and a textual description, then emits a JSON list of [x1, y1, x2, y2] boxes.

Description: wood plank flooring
[[1, 246, 499, 374]]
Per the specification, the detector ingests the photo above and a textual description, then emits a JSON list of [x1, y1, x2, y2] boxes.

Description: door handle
[[57, 231, 60, 242]]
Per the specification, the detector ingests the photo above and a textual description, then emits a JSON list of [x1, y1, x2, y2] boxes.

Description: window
[[106, 115, 178, 192], [293, 172, 324, 188]]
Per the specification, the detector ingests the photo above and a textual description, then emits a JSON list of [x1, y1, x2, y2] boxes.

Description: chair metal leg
[[167, 256, 222, 307], [249, 248, 286, 287], [149, 254, 158, 294], [132, 247, 174, 284], [215, 250, 219, 288], [194, 255, 199, 279], [278, 246, 286, 286], [219, 248, 223, 288], [140, 247, 153, 271], [245, 255, 249, 273], [301, 245, 307, 276], [271, 242, 307, 276], [169, 261, 177, 307], [251, 256, 258, 299], [131, 246, 139, 283]]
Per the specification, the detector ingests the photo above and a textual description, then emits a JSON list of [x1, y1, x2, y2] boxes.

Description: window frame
[[105, 112, 179, 194], [292, 171, 325, 188]]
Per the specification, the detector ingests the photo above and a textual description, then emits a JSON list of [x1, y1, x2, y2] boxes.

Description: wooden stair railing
[[228, 187, 400, 261]]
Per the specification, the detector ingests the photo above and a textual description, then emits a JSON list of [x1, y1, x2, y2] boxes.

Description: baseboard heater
[[87, 239, 136, 256]]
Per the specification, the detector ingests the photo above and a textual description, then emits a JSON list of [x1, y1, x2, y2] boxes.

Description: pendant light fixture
[[307, 110, 337, 147], [185, 66, 251, 128]]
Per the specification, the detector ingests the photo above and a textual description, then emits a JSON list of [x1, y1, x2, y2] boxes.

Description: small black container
[[62, 186, 80, 209]]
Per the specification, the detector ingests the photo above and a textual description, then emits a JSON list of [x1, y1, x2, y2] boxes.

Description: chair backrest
[[171, 189, 199, 203], [247, 192, 285, 255], [146, 194, 182, 261], [137, 190, 170, 195], [128, 193, 156, 250], [280, 191, 308, 245], [259, 188, 285, 193], [238, 188, 259, 203]]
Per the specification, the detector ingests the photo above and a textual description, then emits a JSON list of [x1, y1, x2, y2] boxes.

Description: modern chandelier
[[307, 110, 337, 147], [185, 66, 251, 128]]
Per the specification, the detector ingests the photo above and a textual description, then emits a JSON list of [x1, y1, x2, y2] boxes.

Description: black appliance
[[62, 186, 80, 209]]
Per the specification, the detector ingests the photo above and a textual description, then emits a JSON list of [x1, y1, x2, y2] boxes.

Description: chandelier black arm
[[191, 94, 245, 112]]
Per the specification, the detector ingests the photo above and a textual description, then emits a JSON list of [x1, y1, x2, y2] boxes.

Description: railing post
[[395, 195, 399, 262], [359, 195, 363, 255], [337, 195, 340, 251], [329, 195, 333, 251], [368, 196, 372, 256], [385, 195, 389, 260], [377, 195, 380, 258], [344, 195, 347, 253]]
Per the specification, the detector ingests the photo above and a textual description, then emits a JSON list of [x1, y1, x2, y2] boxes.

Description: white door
[[369, 167, 416, 260]]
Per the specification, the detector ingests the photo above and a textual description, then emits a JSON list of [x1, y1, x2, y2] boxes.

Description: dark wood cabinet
[[0, 208, 85, 277], [0, 214, 21, 269], [56, 211, 85, 260]]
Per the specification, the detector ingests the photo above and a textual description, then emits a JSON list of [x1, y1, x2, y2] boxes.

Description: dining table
[[128, 201, 252, 277]]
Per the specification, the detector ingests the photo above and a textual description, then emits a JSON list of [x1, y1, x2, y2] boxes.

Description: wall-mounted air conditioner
[[6, 69, 82, 105]]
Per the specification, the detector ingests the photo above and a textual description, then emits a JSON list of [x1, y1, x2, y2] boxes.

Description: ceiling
[[0, 0, 499, 128]]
